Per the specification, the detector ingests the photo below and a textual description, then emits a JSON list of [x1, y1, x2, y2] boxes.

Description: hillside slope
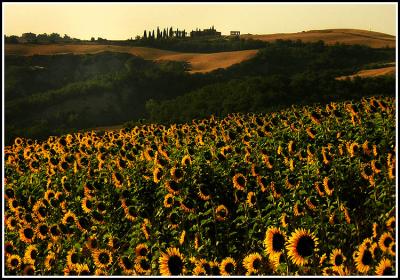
[[4, 44, 259, 73], [241, 29, 395, 48]]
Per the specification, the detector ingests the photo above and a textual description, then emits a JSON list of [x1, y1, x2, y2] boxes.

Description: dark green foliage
[[4, 40, 395, 145]]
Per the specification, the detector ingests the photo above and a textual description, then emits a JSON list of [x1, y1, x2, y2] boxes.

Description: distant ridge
[[241, 28, 395, 48]]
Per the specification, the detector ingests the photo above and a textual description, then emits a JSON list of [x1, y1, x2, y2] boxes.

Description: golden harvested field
[[4, 44, 259, 74], [241, 29, 395, 48], [336, 66, 396, 80]]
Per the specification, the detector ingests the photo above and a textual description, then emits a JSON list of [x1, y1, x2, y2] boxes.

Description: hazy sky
[[3, 3, 397, 40]]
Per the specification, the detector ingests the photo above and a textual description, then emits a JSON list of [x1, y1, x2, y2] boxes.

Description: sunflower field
[[4, 95, 396, 276]]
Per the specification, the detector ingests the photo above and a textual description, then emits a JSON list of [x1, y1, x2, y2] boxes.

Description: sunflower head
[[286, 228, 319, 267], [329, 249, 346, 268], [215, 205, 229, 221], [375, 258, 393, 275], [219, 257, 236, 276], [243, 253, 263, 274], [233, 173, 246, 191], [92, 249, 113, 269], [158, 247, 185, 276], [264, 226, 286, 256]]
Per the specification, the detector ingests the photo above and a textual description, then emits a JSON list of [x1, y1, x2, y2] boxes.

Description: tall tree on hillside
[[151, 30, 155, 39], [162, 28, 166, 38], [169, 27, 173, 38], [143, 30, 147, 39], [157, 26, 160, 39], [183, 29, 186, 38]]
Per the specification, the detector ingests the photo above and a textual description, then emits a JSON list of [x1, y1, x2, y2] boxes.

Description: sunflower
[[370, 242, 381, 259], [264, 226, 286, 257], [49, 224, 61, 241], [7, 198, 20, 213], [378, 232, 394, 253], [165, 180, 181, 195], [209, 260, 221, 275], [192, 264, 207, 276], [6, 216, 19, 231], [354, 245, 373, 274], [44, 252, 57, 271], [86, 236, 99, 251], [286, 228, 319, 267], [385, 217, 395, 232], [332, 265, 350, 276], [153, 167, 163, 184], [81, 197, 94, 214], [76, 263, 91, 275], [135, 243, 149, 257], [219, 257, 236, 276], [375, 257, 393, 275], [119, 256, 136, 275], [28, 159, 40, 173], [7, 254, 22, 270], [23, 264, 35, 275], [181, 155, 192, 167], [387, 241, 396, 256], [340, 204, 351, 224], [19, 225, 35, 243], [135, 256, 151, 275], [76, 217, 91, 233], [246, 191, 256, 207], [62, 210, 77, 225], [170, 166, 184, 182], [270, 251, 286, 272], [158, 247, 185, 276], [32, 199, 48, 222], [371, 160, 382, 174], [215, 205, 229, 221], [5, 241, 15, 256], [319, 253, 327, 266], [293, 202, 305, 217], [329, 249, 346, 268], [388, 166, 395, 180], [14, 137, 23, 146], [198, 183, 211, 201], [124, 206, 138, 222], [361, 237, 373, 249], [305, 197, 317, 211], [112, 171, 124, 188], [35, 223, 49, 240], [141, 218, 151, 240], [323, 177, 334, 196], [44, 189, 55, 202], [163, 194, 175, 208], [242, 253, 263, 274], [66, 248, 80, 268], [372, 222, 379, 239], [63, 265, 78, 276], [313, 182, 325, 197], [262, 155, 274, 169], [306, 127, 316, 139], [92, 249, 113, 269], [281, 213, 289, 228], [195, 258, 212, 275], [233, 173, 246, 191]]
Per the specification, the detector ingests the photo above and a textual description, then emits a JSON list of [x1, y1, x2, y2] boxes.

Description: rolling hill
[[4, 44, 259, 74], [241, 29, 395, 48]]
